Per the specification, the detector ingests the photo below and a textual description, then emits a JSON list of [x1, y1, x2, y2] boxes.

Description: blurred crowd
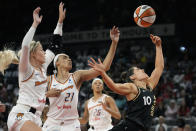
[[0, 36, 195, 131]]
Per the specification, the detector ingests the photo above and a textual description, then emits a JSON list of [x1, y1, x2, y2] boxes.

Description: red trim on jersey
[[88, 104, 102, 111], [35, 79, 47, 86], [54, 74, 70, 85], [21, 70, 35, 82]]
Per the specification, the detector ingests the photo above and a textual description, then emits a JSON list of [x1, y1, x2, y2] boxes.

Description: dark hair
[[121, 67, 135, 83]]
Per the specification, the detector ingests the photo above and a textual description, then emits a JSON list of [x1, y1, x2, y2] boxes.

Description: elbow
[[105, 66, 110, 71], [116, 113, 121, 120], [156, 64, 164, 72], [160, 64, 164, 72]]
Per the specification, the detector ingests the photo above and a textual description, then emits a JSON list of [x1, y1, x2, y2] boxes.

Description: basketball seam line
[[139, 8, 154, 18], [141, 15, 155, 23]]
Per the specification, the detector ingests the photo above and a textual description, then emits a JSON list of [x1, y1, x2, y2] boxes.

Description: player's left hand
[[110, 26, 120, 44], [150, 34, 162, 46], [88, 58, 106, 73], [58, 2, 66, 23]]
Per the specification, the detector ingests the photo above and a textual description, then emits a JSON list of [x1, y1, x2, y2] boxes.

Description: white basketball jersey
[[47, 74, 79, 120], [17, 67, 47, 114], [88, 94, 112, 128]]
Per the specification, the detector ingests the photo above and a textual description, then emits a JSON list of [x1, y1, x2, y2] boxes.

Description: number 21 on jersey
[[65, 92, 74, 103]]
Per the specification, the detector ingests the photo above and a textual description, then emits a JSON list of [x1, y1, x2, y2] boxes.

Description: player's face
[[33, 44, 45, 64], [57, 54, 72, 71], [133, 67, 149, 81], [92, 80, 103, 92]]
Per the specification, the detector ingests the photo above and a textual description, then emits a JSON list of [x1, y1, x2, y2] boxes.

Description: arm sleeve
[[19, 27, 36, 80], [53, 23, 63, 36], [43, 49, 55, 70], [47, 23, 64, 55]]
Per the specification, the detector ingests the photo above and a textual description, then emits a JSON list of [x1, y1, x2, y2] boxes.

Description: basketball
[[133, 5, 156, 28]]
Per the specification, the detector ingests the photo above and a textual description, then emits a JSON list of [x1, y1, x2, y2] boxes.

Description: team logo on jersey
[[52, 84, 57, 87], [35, 73, 39, 76], [16, 113, 24, 120], [68, 79, 72, 83]]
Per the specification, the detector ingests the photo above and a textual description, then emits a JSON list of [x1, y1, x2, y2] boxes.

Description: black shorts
[[109, 120, 149, 131]]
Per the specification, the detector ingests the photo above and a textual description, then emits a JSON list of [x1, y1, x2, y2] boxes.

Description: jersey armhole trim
[[48, 75, 53, 90], [71, 73, 78, 90], [132, 86, 141, 101], [21, 70, 35, 82]]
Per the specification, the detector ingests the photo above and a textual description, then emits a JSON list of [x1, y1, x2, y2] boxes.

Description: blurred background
[[0, 0, 196, 130]]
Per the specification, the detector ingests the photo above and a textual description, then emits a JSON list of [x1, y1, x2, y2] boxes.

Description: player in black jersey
[[88, 34, 164, 131]]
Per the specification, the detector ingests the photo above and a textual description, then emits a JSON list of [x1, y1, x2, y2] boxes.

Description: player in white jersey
[[79, 78, 121, 131], [42, 26, 120, 131], [7, 3, 65, 131]]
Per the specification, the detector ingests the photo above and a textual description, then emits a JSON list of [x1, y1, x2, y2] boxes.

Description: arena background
[[0, 0, 196, 130]]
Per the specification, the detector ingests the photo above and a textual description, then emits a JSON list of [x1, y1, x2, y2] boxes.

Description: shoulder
[[73, 70, 82, 80], [104, 95, 115, 103], [146, 79, 154, 90]]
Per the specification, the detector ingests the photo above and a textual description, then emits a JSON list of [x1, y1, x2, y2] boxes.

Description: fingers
[[34, 7, 41, 14], [63, 8, 66, 14], [98, 58, 102, 64], [150, 34, 153, 40], [40, 15, 43, 20], [59, 2, 64, 8], [90, 57, 97, 64], [88, 60, 95, 68]]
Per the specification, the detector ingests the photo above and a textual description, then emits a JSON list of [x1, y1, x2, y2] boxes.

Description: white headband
[[53, 54, 67, 68], [92, 78, 103, 85]]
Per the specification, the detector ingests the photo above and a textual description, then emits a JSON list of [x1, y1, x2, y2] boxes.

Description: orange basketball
[[134, 5, 156, 28]]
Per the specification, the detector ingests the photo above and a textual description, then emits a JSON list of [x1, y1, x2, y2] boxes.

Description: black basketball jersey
[[126, 86, 156, 128]]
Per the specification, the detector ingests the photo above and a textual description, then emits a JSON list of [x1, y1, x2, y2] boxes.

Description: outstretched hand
[[88, 58, 106, 74], [58, 2, 66, 23], [110, 26, 120, 44], [150, 34, 162, 46], [32, 7, 43, 28]]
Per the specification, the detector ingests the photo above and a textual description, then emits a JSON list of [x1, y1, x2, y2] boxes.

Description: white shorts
[[7, 104, 42, 131], [88, 124, 113, 131], [42, 117, 81, 131]]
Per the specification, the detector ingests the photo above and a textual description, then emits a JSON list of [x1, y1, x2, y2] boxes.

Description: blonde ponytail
[[0, 50, 19, 75]]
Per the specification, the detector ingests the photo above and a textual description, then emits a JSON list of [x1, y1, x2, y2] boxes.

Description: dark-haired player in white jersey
[[79, 78, 121, 131], [42, 26, 120, 131]]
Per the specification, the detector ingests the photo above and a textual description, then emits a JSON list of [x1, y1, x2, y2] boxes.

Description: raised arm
[[79, 100, 89, 124], [43, 2, 66, 70], [147, 34, 164, 89], [19, 7, 42, 74], [103, 26, 120, 71], [54, 2, 66, 36], [74, 27, 120, 85], [88, 58, 137, 96], [102, 96, 121, 120]]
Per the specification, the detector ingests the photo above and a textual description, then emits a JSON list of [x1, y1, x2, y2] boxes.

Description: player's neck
[[135, 80, 146, 88], [93, 92, 103, 100], [57, 69, 69, 81], [30, 58, 42, 70]]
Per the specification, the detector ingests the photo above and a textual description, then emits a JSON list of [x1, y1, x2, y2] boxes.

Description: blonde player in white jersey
[[42, 26, 120, 131], [79, 78, 121, 131], [7, 3, 66, 131]]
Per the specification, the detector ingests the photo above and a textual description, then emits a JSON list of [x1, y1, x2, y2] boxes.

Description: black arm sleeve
[[48, 34, 63, 55]]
